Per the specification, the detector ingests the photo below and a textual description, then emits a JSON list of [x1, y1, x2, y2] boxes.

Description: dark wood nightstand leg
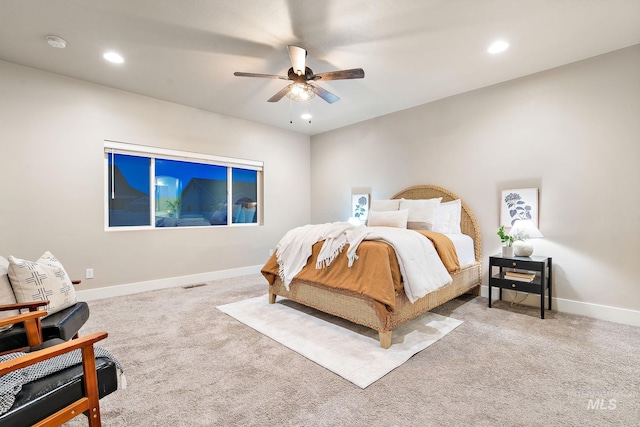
[[540, 262, 546, 319], [548, 258, 553, 311], [488, 282, 492, 308]]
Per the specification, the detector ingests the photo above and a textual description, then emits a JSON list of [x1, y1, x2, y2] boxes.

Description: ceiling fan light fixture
[[234, 46, 362, 104], [286, 82, 315, 102]]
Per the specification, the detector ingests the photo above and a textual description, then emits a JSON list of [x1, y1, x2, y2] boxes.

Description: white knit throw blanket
[[0, 347, 125, 415], [345, 226, 452, 303], [276, 222, 354, 289], [275, 223, 452, 302]]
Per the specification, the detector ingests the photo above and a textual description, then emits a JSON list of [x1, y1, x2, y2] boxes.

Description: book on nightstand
[[504, 271, 536, 282]]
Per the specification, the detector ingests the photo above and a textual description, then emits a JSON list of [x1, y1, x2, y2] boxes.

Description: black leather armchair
[[0, 300, 89, 354], [0, 309, 118, 427]]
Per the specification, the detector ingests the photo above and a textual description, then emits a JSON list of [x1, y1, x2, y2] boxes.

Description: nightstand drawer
[[490, 277, 540, 293], [490, 257, 541, 270]]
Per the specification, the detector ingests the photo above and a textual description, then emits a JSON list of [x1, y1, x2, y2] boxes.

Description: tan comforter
[[261, 230, 459, 316]]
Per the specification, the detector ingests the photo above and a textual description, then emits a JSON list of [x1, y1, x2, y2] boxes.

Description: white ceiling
[[1, 0, 639, 136]]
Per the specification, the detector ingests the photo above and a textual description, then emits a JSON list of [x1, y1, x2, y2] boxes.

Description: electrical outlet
[[85, 268, 94, 279]]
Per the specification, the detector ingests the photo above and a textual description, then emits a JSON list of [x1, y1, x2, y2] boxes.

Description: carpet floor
[[64, 274, 640, 426]]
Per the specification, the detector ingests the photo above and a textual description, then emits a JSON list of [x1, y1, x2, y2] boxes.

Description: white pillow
[[399, 198, 442, 230], [0, 256, 19, 331], [370, 199, 400, 211], [367, 209, 409, 228], [7, 251, 77, 317], [433, 199, 463, 234]]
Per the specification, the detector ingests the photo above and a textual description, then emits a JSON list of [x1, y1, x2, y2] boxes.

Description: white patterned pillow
[[0, 256, 19, 331], [7, 252, 77, 317]]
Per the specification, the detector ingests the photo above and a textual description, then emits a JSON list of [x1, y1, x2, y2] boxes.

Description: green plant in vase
[[497, 225, 515, 257], [497, 226, 514, 246]]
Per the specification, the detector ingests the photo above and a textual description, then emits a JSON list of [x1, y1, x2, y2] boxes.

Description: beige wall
[[310, 45, 640, 315], [0, 60, 310, 291]]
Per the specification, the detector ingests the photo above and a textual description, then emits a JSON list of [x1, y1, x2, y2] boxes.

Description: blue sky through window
[[110, 155, 257, 195]]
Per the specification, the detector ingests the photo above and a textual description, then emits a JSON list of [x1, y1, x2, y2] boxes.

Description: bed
[[261, 185, 482, 348]]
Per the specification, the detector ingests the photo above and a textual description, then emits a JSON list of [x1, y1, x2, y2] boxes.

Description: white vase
[[513, 240, 534, 257], [501, 246, 514, 257]]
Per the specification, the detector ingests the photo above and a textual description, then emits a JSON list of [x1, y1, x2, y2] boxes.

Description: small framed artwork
[[500, 188, 539, 228], [352, 194, 370, 223]]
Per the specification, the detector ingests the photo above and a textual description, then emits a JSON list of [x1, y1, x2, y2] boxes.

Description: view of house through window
[[155, 159, 228, 227], [106, 142, 262, 229], [231, 168, 258, 224]]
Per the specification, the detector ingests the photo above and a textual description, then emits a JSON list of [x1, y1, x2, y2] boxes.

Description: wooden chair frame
[[0, 301, 49, 353]]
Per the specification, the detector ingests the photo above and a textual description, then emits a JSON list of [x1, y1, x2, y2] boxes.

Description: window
[[105, 141, 262, 229], [107, 154, 151, 227], [231, 168, 258, 224]]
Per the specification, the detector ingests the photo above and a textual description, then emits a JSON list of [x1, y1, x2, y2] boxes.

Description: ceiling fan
[[234, 45, 365, 104]]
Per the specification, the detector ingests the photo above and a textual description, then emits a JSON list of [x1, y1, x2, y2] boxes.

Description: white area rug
[[216, 295, 463, 388]]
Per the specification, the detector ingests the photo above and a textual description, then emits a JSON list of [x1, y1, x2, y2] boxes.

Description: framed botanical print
[[351, 193, 370, 224], [500, 188, 539, 228]]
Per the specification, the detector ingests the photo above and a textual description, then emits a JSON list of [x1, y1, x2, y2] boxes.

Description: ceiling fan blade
[[234, 72, 289, 80], [287, 45, 307, 77], [312, 68, 365, 81], [311, 84, 340, 104], [267, 84, 294, 102]]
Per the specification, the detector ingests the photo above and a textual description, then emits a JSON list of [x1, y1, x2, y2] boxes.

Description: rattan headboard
[[391, 185, 481, 262]]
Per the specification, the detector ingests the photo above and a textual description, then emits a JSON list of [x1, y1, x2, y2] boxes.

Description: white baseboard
[[481, 285, 640, 327], [77, 275, 640, 327], [76, 265, 263, 302]]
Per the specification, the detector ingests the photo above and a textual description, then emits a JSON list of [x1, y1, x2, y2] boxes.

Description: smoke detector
[[46, 35, 67, 49]]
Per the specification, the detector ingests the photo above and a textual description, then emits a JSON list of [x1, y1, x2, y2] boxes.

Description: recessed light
[[487, 40, 509, 54], [103, 51, 124, 64], [46, 35, 67, 49], [301, 113, 312, 120]]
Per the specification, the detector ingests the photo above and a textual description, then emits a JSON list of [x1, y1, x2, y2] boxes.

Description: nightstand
[[488, 254, 552, 319]]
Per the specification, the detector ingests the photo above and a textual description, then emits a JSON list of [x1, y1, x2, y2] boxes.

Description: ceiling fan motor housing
[[288, 66, 314, 82]]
